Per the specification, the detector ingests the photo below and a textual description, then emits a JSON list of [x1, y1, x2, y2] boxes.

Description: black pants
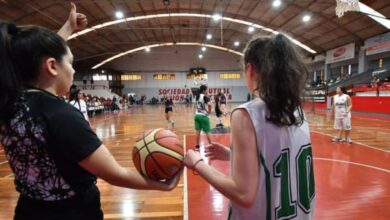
[[14, 185, 103, 220]]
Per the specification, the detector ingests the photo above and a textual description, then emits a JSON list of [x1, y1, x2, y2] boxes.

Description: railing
[[352, 83, 390, 96], [78, 85, 109, 90], [324, 68, 390, 92]]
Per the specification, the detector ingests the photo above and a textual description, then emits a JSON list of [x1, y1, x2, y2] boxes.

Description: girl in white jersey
[[69, 88, 89, 122], [184, 34, 315, 220], [332, 87, 352, 143]]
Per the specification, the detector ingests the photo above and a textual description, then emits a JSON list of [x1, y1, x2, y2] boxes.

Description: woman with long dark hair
[[332, 86, 352, 143], [214, 93, 224, 127], [164, 96, 175, 129], [69, 88, 89, 121], [0, 3, 180, 220], [184, 34, 315, 219], [193, 85, 213, 151]]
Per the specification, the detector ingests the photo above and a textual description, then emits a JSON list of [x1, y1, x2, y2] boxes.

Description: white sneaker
[[346, 138, 352, 144], [332, 137, 342, 142]]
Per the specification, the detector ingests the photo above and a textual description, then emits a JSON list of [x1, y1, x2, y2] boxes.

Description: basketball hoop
[[335, 0, 360, 18], [193, 77, 208, 86]]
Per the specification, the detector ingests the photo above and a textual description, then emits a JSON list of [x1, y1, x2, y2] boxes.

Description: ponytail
[[0, 21, 68, 123], [243, 34, 308, 126], [0, 22, 22, 122]]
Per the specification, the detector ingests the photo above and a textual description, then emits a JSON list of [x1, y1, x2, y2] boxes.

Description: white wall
[[123, 86, 250, 103], [99, 44, 251, 102], [105, 45, 242, 72], [122, 71, 249, 102]]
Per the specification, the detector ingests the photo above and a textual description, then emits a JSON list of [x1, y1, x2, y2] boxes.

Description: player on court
[[69, 88, 89, 122], [219, 92, 228, 115], [214, 93, 224, 127], [0, 3, 181, 219], [164, 97, 175, 129], [332, 86, 352, 143], [194, 85, 213, 151], [184, 34, 315, 219]]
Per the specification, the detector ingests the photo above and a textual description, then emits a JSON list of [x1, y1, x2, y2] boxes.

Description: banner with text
[[303, 86, 327, 103], [158, 87, 232, 102], [365, 32, 390, 56], [326, 43, 355, 64]]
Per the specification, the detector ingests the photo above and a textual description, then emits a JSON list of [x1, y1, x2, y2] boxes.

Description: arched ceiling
[[1, 0, 389, 70]]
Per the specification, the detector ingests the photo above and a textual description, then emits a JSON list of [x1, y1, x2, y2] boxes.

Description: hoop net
[[335, 0, 360, 18]]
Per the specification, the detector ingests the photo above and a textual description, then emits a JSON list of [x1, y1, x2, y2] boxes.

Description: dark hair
[[243, 34, 308, 126], [69, 88, 81, 102], [196, 85, 208, 101], [337, 86, 347, 94], [0, 21, 68, 122], [199, 85, 208, 93], [214, 94, 220, 104]]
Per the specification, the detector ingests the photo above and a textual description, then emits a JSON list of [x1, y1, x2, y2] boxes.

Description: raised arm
[[57, 2, 88, 41]]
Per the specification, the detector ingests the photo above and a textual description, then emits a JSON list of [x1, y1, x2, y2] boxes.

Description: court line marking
[[307, 109, 390, 122], [311, 130, 390, 153], [0, 160, 8, 165], [89, 114, 118, 126], [183, 135, 189, 220], [314, 157, 390, 173]]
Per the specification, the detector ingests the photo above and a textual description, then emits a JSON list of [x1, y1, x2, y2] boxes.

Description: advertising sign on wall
[[158, 87, 232, 102], [303, 86, 327, 103], [365, 32, 390, 56], [325, 43, 355, 64]]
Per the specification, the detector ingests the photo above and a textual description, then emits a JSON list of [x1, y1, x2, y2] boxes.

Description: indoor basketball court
[[0, 0, 389, 220]]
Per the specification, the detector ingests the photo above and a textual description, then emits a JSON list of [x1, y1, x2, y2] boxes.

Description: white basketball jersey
[[196, 94, 209, 116], [229, 98, 315, 220], [333, 94, 350, 119]]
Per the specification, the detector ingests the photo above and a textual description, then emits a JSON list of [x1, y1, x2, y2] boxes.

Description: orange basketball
[[132, 128, 184, 181]]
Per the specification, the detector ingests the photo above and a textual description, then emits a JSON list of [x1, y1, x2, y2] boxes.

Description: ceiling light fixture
[[163, 0, 170, 6], [302, 15, 311, 22], [212, 13, 221, 21], [273, 0, 282, 8], [115, 11, 124, 19]]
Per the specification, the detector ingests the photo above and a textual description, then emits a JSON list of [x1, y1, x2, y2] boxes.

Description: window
[[153, 74, 176, 80], [121, 74, 142, 81], [219, 73, 240, 79], [187, 73, 207, 79], [92, 75, 107, 81]]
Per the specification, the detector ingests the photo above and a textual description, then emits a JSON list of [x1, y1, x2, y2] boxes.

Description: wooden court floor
[[0, 103, 389, 219]]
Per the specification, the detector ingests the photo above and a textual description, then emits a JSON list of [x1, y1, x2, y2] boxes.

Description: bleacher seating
[[326, 68, 390, 93]]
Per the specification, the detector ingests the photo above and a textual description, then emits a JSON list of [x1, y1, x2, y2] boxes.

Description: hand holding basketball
[[161, 167, 184, 191], [205, 143, 230, 161], [132, 128, 184, 181]]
